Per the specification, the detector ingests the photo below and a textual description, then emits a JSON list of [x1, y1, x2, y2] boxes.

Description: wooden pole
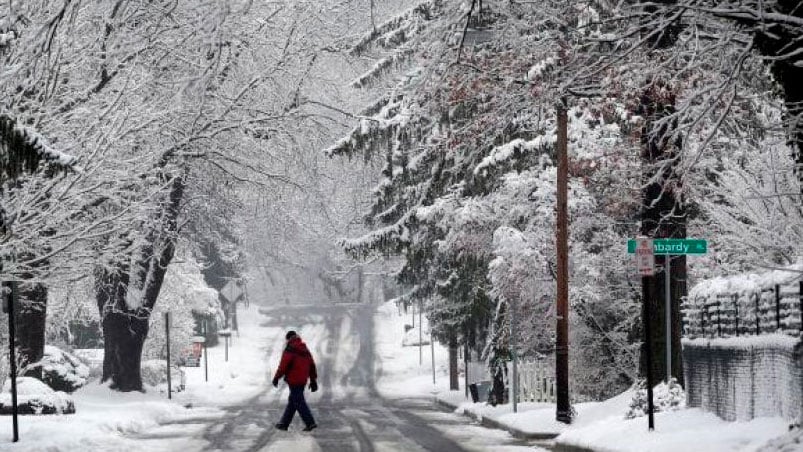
[[555, 101, 571, 423], [7, 281, 19, 442]]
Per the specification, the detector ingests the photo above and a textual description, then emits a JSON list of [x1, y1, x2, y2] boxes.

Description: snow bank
[[557, 408, 788, 452]]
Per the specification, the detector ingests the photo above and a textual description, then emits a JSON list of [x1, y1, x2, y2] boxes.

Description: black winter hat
[[285, 330, 298, 340]]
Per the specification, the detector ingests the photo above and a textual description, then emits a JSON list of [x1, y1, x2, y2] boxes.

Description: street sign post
[[628, 237, 708, 431]]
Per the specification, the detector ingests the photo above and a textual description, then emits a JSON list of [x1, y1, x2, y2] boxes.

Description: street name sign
[[627, 238, 707, 255]]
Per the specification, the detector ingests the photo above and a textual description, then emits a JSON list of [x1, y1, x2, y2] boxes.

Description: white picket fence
[[516, 360, 556, 403], [467, 359, 556, 404]]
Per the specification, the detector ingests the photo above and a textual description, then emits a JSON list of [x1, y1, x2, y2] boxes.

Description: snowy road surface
[[132, 304, 544, 451]]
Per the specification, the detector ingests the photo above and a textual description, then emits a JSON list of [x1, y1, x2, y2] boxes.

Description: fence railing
[[517, 360, 556, 403], [682, 281, 803, 338]]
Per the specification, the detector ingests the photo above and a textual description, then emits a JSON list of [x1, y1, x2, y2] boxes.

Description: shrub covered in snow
[[625, 378, 686, 419], [141, 360, 185, 392], [0, 377, 75, 415], [41, 346, 90, 393]]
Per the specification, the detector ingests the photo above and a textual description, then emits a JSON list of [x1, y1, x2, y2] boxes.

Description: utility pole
[[5, 281, 19, 442], [555, 100, 571, 424]]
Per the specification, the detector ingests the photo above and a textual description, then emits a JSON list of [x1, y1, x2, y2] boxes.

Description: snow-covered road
[[129, 303, 542, 451]]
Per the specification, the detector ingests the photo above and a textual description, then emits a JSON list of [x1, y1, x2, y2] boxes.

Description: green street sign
[[627, 238, 707, 255]]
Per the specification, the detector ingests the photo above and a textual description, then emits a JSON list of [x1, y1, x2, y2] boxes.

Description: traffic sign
[[220, 279, 243, 303], [627, 238, 707, 255], [635, 238, 655, 276]]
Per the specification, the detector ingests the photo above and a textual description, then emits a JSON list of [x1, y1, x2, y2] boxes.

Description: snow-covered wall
[[683, 335, 802, 421]]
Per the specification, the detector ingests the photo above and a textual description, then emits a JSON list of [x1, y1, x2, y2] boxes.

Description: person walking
[[272, 330, 318, 431]]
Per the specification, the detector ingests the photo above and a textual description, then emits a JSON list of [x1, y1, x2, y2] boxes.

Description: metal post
[[799, 281, 803, 335], [431, 329, 436, 385], [643, 276, 656, 431], [511, 299, 518, 413], [165, 312, 172, 399], [775, 284, 781, 331], [754, 292, 760, 335], [203, 320, 208, 382], [419, 299, 423, 366], [7, 281, 19, 442], [665, 254, 671, 383], [225, 336, 229, 362]]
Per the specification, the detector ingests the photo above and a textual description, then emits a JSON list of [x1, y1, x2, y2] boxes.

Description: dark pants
[[279, 385, 315, 427]]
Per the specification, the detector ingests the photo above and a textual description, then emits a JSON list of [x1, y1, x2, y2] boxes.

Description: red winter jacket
[[273, 336, 318, 387]]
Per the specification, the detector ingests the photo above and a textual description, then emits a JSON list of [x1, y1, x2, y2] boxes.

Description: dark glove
[[309, 380, 318, 392], [272, 377, 279, 388]]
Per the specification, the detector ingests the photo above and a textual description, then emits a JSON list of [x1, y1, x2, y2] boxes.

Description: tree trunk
[[638, 86, 686, 385], [448, 336, 459, 390], [15, 281, 47, 379], [101, 311, 149, 391], [96, 175, 184, 391], [96, 269, 150, 391]]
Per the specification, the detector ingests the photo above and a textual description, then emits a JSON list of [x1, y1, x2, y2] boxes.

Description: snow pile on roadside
[[557, 408, 788, 452]]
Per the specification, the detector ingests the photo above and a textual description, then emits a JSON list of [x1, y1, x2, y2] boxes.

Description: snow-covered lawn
[[373, 300, 453, 398], [0, 302, 279, 451], [0, 382, 221, 450]]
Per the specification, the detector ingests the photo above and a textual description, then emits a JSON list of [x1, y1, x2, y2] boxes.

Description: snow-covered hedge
[[683, 260, 803, 338], [683, 335, 802, 421], [0, 377, 75, 415], [41, 346, 90, 393]]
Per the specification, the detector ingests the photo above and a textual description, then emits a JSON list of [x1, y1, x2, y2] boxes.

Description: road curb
[[434, 397, 561, 441]]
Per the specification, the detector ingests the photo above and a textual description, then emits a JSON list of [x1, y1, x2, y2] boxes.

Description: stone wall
[[683, 335, 802, 421]]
